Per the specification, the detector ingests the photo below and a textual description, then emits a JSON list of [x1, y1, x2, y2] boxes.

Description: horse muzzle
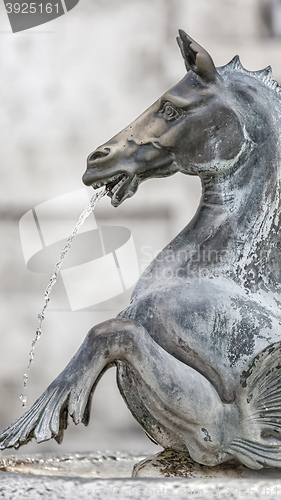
[[83, 146, 137, 207]]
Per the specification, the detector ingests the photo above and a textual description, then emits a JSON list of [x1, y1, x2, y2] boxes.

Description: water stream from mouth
[[19, 187, 107, 407]]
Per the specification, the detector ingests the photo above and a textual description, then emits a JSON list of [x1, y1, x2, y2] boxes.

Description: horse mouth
[[91, 173, 131, 206]]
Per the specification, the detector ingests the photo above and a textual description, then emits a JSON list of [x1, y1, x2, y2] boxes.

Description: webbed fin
[[228, 342, 281, 468]]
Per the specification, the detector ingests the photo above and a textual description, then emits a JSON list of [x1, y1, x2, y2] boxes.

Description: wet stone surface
[[0, 450, 146, 479]]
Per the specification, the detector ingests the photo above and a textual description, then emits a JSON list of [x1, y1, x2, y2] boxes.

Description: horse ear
[[177, 30, 221, 84]]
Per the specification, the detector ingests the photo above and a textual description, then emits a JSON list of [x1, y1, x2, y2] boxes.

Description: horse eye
[[162, 102, 179, 120]]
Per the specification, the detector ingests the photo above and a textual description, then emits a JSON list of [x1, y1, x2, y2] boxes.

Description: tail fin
[[229, 438, 281, 469], [228, 341, 281, 468]]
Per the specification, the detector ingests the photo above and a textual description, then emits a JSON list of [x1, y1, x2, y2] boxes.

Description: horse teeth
[[92, 181, 105, 189], [109, 174, 118, 183], [111, 177, 125, 194], [92, 174, 126, 192]]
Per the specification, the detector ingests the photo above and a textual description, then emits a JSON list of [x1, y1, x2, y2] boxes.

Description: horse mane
[[220, 55, 281, 97]]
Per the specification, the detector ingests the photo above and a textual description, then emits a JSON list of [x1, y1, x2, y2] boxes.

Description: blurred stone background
[[0, 0, 281, 456]]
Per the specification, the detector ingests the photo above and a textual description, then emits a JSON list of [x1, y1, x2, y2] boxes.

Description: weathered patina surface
[[1, 31, 281, 470]]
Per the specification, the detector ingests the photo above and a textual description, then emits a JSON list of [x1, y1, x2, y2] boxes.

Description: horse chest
[[121, 277, 281, 401]]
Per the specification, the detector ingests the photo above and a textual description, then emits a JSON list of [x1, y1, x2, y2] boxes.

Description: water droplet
[[23, 373, 29, 388], [36, 328, 43, 339], [19, 394, 27, 407]]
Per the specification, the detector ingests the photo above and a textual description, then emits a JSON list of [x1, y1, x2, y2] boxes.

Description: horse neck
[[181, 140, 281, 292]]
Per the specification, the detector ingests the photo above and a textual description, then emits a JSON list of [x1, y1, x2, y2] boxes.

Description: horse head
[[83, 30, 281, 208]]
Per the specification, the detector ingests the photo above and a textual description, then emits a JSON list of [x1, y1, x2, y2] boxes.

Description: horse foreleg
[[0, 317, 225, 464], [0, 318, 139, 449]]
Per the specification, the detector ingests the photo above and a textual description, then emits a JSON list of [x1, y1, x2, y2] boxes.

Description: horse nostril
[[88, 147, 110, 163]]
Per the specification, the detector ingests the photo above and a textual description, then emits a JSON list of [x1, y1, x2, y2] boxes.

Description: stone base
[[132, 449, 281, 479]]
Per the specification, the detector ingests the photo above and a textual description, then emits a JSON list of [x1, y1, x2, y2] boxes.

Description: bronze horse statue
[[1, 30, 281, 470]]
